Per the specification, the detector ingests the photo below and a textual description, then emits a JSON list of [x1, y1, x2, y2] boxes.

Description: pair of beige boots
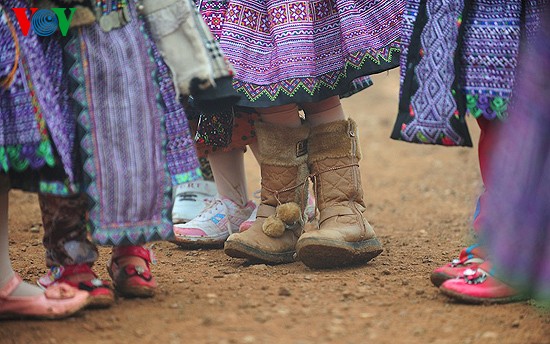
[[224, 119, 382, 268]]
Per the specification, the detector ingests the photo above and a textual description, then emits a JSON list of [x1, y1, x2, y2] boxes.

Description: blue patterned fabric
[[392, 0, 548, 146]]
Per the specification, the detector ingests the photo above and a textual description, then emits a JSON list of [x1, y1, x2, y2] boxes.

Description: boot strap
[[262, 180, 307, 206], [309, 163, 359, 179], [319, 205, 357, 225]]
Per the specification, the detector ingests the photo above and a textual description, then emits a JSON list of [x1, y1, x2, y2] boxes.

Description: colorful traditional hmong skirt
[[0, 1, 74, 191], [66, 2, 200, 245], [1, 1, 201, 246], [482, 9, 550, 301], [392, 0, 548, 146], [198, 0, 404, 107]]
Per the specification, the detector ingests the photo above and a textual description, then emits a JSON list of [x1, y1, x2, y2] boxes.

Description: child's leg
[[0, 184, 42, 297], [173, 110, 260, 246], [0, 179, 90, 319], [173, 147, 256, 246], [224, 105, 310, 263], [300, 96, 346, 126], [296, 96, 382, 268], [259, 104, 302, 127], [39, 193, 114, 307], [473, 117, 501, 233], [209, 149, 249, 207], [39, 193, 98, 269], [172, 118, 218, 224], [429, 118, 499, 287]]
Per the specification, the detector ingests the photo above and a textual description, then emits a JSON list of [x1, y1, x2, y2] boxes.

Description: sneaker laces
[[192, 197, 227, 222]]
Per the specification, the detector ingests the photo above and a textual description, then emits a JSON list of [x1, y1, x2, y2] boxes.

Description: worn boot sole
[[296, 237, 383, 269], [224, 241, 296, 264]]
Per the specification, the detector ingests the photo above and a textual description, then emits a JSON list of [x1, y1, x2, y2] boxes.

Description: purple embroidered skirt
[[1, 0, 201, 246], [482, 9, 550, 301], [199, 0, 404, 107], [0, 1, 73, 183], [392, 0, 548, 146]]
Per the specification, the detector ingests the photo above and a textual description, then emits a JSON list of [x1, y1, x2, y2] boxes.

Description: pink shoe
[[108, 246, 157, 298], [174, 197, 255, 246], [0, 274, 89, 320], [431, 244, 485, 287], [439, 262, 526, 304]]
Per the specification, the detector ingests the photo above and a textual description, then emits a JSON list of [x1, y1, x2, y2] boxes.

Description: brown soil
[[1, 73, 549, 344]]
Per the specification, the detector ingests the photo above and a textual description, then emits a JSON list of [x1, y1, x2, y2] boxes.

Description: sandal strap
[[0, 273, 22, 298], [122, 264, 153, 281], [38, 264, 108, 290], [112, 246, 153, 266], [60, 264, 96, 277]]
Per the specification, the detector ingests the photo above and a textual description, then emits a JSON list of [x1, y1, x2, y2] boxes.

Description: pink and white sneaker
[[173, 197, 255, 247], [239, 193, 317, 232], [172, 180, 217, 224]]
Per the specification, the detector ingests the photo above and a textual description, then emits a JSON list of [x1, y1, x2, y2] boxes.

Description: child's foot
[[439, 262, 526, 304], [172, 180, 217, 224], [431, 244, 485, 287], [38, 264, 114, 308], [173, 197, 255, 247], [239, 194, 316, 232], [1, 273, 89, 319], [108, 246, 157, 298]]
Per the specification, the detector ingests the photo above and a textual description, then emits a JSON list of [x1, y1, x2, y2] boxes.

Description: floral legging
[[39, 193, 98, 267]]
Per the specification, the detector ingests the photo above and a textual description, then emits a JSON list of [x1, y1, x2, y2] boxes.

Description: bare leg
[[301, 96, 346, 126], [209, 149, 249, 207], [0, 185, 42, 296]]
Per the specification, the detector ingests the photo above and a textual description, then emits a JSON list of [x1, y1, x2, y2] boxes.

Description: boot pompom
[[276, 202, 301, 225], [262, 215, 286, 238]]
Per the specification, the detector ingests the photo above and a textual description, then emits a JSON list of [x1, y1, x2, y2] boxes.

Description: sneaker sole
[[224, 241, 296, 264], [439, 287, 528, 304], [430, 272, 454, 288], [171, 232, 229, 248], [296, 237, 383, 269]]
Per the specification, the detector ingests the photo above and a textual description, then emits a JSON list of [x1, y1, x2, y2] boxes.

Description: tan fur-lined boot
[[224, 121, 310, 264], [296, 119, 382, 268]]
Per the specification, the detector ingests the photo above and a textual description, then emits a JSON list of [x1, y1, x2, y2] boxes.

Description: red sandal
[[107, 246, 157, 298], [37, 264, 114, 308]]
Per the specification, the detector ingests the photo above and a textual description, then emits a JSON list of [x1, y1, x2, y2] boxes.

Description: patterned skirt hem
[[233, 47, 400, 108]]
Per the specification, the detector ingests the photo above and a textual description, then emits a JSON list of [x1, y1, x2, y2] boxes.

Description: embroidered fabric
[[392, 0, 548, 146]]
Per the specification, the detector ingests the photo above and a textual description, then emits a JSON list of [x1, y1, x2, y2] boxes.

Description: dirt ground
[[1, 73, 549, 344]]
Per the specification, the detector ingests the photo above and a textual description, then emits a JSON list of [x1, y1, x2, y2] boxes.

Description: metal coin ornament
[[96, 0, 130, 32]]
